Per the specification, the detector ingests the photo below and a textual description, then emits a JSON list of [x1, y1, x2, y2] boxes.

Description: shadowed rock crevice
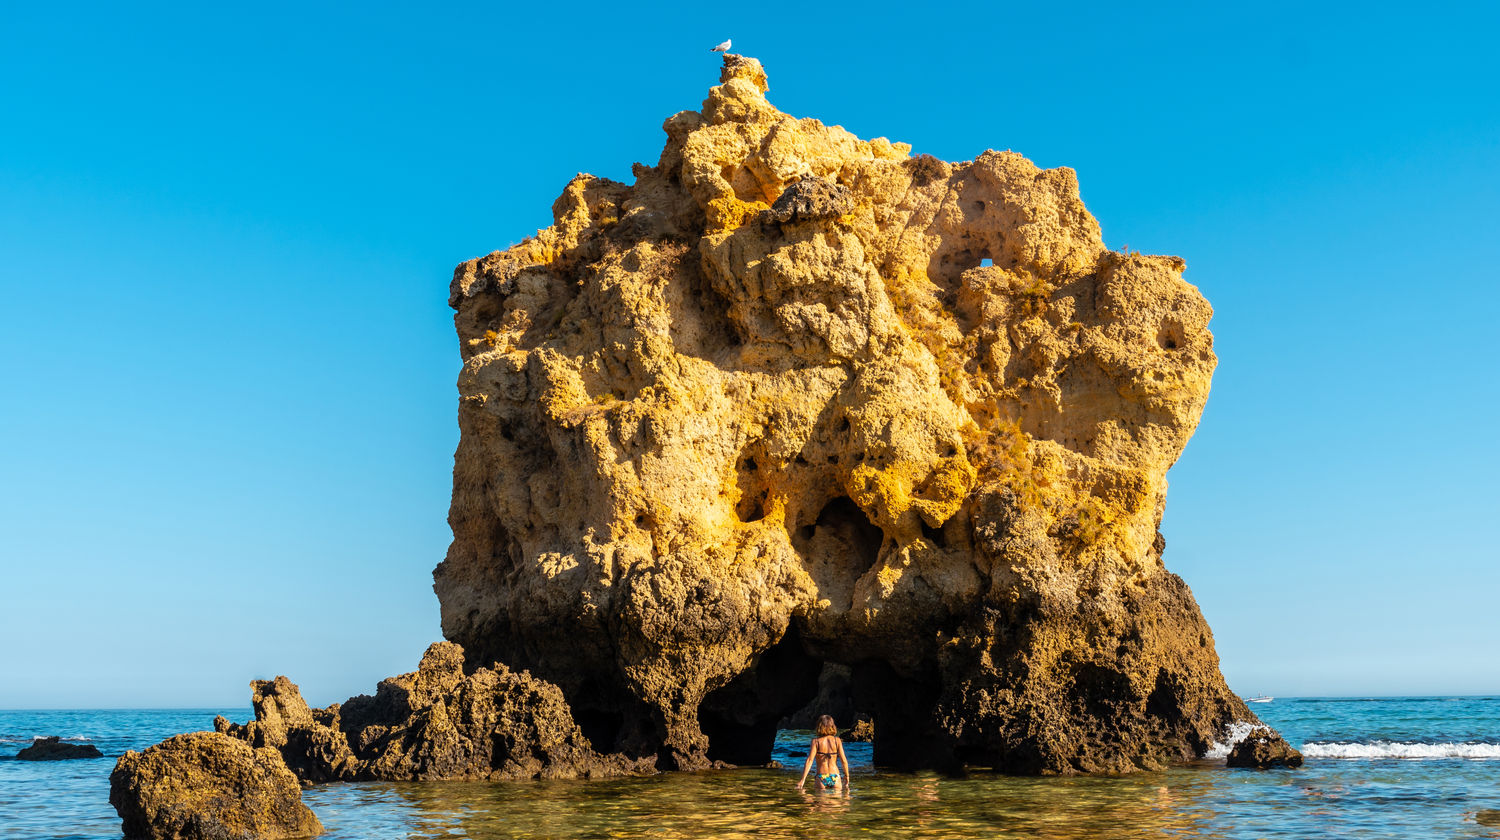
[[851, 659, 950, 772], [780, 662, 859, 730]]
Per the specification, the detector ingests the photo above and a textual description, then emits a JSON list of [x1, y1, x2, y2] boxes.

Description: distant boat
[[1246, 695, 1273, 703]]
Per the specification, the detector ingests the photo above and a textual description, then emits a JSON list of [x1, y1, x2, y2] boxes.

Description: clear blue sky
[[2, 1, 1496, 708]]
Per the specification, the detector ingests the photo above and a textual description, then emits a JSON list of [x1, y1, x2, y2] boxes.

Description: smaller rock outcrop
[[842, 717, 875, 743], [16, 736, 103, 760], [215, 641, 651, 783], [762, 175, 854, 224], [109, 731, 321, 840], [1226, 729, 1304, 769]]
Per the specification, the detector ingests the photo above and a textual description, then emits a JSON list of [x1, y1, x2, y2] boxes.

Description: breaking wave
[[1204, 720, 1264, 759], [0, 735, 93, 745], [1302, 741, 1500, 759]]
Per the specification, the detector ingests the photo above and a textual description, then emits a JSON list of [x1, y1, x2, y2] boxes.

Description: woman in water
[[796, 715, 851, 792]]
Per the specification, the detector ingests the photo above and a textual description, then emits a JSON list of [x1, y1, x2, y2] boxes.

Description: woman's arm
[[838, 739, 851, 789], [796, 740, 816, 788]]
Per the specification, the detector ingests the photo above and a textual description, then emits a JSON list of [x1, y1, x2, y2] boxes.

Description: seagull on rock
[[710, 39, 731, 53]]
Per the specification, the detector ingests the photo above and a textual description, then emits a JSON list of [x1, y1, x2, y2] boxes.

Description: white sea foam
[[1301, 741, 1500, 759], [1204, 720, 1265, 759]]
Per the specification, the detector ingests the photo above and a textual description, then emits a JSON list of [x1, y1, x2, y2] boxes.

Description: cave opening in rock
[[699, 624, 823, 766]]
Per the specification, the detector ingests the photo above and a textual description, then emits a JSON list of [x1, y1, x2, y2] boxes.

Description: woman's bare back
[[796, 716, 852, 792], [812, 735, 841, 773]]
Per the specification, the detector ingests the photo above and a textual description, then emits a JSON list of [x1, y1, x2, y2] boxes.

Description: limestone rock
[[15, 736, 103, 760], [1226, 729, 1304, 769], [763, 176, 854, 224], [843, 717, 875, 743], [437, 53, 1265, 773], [109, 731, 321, 840], [216, 641, 649, 782]]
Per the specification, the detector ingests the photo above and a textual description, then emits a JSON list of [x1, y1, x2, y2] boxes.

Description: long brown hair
[[815, 714, 838, 737]]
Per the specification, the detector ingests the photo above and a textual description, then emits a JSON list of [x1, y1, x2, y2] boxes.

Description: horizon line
[[6, 694, 1500, 713]]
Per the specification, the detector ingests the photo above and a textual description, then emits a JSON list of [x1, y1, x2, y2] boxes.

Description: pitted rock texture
[[109, 732, 321, 840], [1227, 729, 1304, 769], [437, 53, 1261, 773], [214, 642, 649, 782]]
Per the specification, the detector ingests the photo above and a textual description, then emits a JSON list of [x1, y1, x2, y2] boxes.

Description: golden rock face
[[437, 55, 1254, 773]]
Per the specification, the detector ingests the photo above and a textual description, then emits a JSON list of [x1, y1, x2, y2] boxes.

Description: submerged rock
[[1226, 730, 1304, 769], [109, 732, 321, 840], [436, 53, 1267, 774], [16, 736, 103, 760], [215, 641, 651, 783]]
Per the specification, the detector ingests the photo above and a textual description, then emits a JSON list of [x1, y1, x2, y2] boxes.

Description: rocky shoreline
[[211, 642, 653, 784], [110, 643, 653, 839]]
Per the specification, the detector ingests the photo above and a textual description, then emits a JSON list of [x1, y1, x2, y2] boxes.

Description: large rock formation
[[436, 53, 1262, 774], [213, 641, 649, 782], [109, 732, 321, 840]]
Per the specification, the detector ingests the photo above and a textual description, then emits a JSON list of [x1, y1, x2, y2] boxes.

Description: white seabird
[[710, 39, 731, 53]]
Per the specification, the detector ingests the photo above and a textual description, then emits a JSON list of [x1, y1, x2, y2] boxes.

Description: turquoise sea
[[5, 698, 1500, 838]]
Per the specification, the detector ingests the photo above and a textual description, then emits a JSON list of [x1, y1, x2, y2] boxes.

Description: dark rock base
[[16, 736, 103, 760], [1227, 729, 1304, 769]]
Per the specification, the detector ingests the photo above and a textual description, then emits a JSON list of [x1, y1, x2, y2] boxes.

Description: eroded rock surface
[[437, 53, 1263, 773], [1227, 729, 1304, 769], [215, 642, 649, 782], [109, 732, 321, 840], [844, 717, 875, 743]]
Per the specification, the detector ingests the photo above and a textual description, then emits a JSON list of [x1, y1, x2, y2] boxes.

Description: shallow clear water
[[6, 699, 1500, 838]]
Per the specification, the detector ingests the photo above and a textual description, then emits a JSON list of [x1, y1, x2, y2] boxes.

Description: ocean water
[[5, 699, 1500, 839]]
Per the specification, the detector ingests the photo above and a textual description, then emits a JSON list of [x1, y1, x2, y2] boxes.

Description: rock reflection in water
[[305, 769, 1232, 839], [295, 723, 1500, 840]]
